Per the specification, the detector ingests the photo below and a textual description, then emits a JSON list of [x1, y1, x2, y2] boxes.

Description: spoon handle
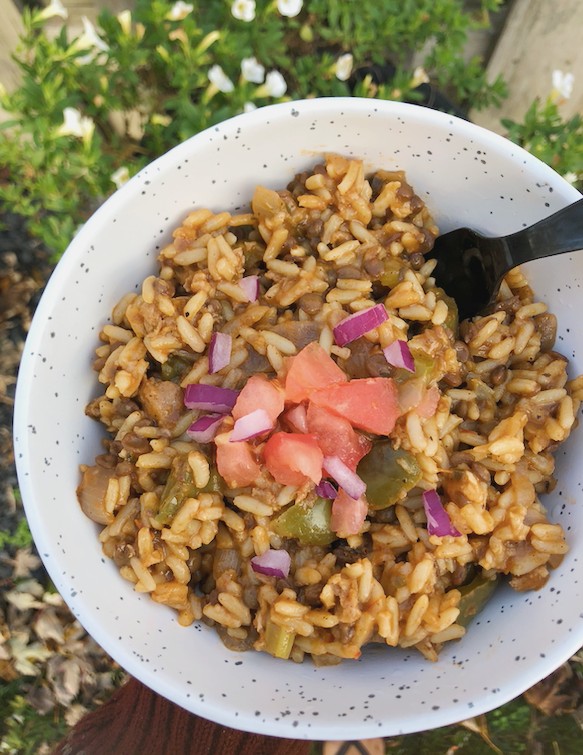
[[504, 197, 583, 267]]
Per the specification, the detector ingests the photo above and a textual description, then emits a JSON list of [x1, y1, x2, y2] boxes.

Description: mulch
[[0, 210, 52, 560]]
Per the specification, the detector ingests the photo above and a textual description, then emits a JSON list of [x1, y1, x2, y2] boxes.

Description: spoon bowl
[[427, 197, 583, 319]]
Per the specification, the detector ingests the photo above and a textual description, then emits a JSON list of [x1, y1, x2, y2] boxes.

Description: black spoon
[[426, 197, 583, 320]]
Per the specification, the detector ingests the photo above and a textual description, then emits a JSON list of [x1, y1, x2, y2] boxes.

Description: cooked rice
[[79, 154, 580, 664]]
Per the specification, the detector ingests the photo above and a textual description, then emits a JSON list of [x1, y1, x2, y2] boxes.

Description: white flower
[[334, 53, 353, 82], [36, 0, 68, 21], [56, 107, 95, 141], [411, 66, 430, 88], [117, 9, 132, 35], [254, 70, 287, 98], [73, 16, 109, 64], [243, 102, 257, 113], [111, 166, 130, 189], [78, 16, 109, 52], [208, 64, 234, 93], [197, 30, 221, 54], [169, 28, 188, 44], [241, 56, 265, 84], [264, 70, 287, 97], [563, 171, 578, 185], [165, 2, 194, 21], [156, 44, 170, 62], [277, 0, 303, 18], [151, 113, 172, 127], [231, 0, 256, 22], [552, 69, 574, 101]]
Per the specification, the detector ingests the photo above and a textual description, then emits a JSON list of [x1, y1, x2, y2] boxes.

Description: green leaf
[[0, 518, 33, 550]]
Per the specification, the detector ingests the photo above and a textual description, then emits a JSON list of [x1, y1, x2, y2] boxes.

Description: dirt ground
[[0, 211, 51, 568]]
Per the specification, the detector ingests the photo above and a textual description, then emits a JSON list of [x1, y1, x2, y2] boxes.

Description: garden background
[[0, 1, 582, 752]]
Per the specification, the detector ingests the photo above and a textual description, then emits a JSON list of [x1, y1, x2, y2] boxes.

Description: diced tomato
[[415, 385, 440, 419], [215, 431, 261, 488], [306, 402, 371, 471], [232, 375, 285, 424], [284, 342, 347, 403], [283, 403, 309, 434], [330, 489, 369, 537], [263, 432, 323, 486], [310, 377, 401, 436]]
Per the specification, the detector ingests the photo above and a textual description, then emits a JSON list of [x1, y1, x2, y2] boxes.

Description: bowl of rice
[[14, 97, 583, 740]]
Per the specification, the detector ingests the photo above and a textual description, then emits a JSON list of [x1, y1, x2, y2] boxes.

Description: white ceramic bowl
[[14, 98, 583, 740]]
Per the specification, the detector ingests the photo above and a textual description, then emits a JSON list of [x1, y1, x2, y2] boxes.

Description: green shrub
[[0, 516, 32, 551], [502, 97, 583, 189], [0, 0, 506, 257], [0, 695, 68, 755]]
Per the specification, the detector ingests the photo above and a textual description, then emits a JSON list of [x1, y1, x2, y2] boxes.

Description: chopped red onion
[[186, 414, 224, 443], [285, 404, 308, 434], [184, 384, 239, 413], [332, 303, 388, 347], [322, 455, 366, 500], [230, 408, 273, 442], [315, 480, 338, 500], [239, 275, 259, 302], [251, 548, 291, 579], [422, 489, 461, 537], [397, 378, 425, 414], [383, 339, 415, 372], [208, 332, 232, 374]]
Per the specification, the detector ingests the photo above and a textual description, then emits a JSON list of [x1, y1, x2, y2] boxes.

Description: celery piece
[[264, 619, 296, 660], [379, 258, 402, 289], [434, 286, 459, 335]]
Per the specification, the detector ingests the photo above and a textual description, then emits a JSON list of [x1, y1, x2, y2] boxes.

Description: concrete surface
[[472, 0, 583, 133], [0, 0, 24, 93]]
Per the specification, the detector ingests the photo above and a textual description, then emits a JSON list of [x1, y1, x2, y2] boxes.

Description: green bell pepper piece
[[157, 456, 222, 525], [272, 498, 335, 546], [456, 572, 499, 628], [357, 441, 421, 510]]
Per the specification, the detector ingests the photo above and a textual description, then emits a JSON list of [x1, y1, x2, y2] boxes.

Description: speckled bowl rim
[[14, 97, 583, 740]]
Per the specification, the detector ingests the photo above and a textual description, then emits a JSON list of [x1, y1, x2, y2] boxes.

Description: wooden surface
[[472, 0, 583, 134], [51, 677, 311, 755]]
